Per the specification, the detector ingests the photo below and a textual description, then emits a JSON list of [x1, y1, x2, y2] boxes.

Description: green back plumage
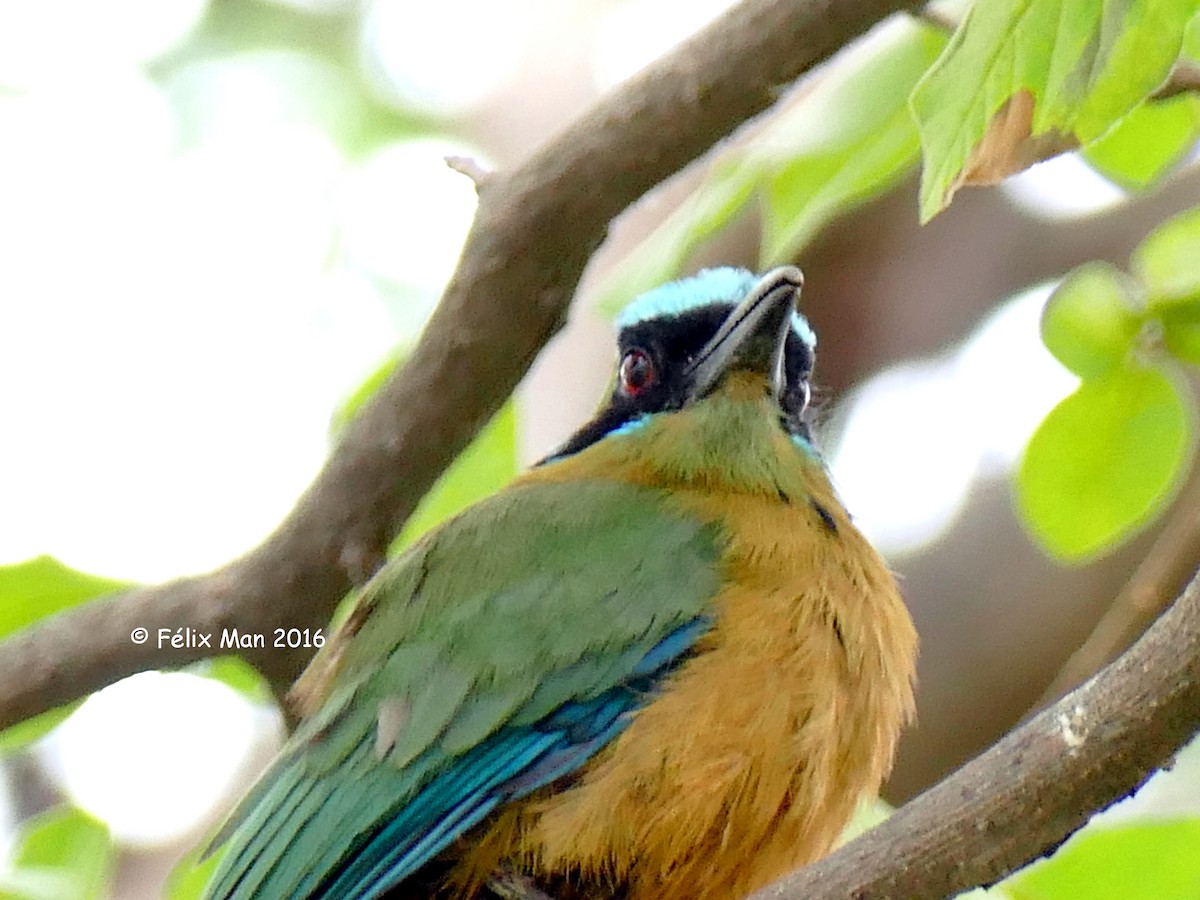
[[205, 477, 723, 899]]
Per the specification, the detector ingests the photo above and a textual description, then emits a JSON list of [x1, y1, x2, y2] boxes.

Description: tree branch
[[750, 567, 1200, 900], [0, 0, 921, 731], [1152, 59, 1200, 101]]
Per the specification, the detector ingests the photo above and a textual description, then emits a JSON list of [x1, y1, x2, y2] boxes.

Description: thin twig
[[445, 155, 493, 190], [1152, 59, 1200, 101]]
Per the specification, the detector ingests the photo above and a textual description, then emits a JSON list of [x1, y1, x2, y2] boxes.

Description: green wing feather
[[204, 477, 722, 899]]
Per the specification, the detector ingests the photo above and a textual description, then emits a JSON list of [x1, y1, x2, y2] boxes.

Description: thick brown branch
[[750, 568, 1200, 900], [0, 0, 920, 731]]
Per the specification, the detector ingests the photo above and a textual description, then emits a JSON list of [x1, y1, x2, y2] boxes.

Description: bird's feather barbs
[[202, 268, 917, 900]]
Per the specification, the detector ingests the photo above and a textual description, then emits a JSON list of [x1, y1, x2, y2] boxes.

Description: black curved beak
[[686, 266, 804, 403]]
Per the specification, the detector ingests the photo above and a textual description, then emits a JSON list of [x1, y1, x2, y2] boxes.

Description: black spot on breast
[[831, 614, 846, 650], [776, 485, 792, 504], [811, 500, 838, 534]]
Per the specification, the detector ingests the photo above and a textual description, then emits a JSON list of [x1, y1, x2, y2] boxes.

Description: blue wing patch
[[207, 617, 710, 900], [325, 617, 709, 899]]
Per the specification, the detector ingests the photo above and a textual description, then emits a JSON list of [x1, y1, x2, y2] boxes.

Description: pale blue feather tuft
[[609, 414, 649, 438], [616, 268, 758, 329], [616, 268, 815, 348], [789, 308, 816, 349], [790, 432, 819, 458]]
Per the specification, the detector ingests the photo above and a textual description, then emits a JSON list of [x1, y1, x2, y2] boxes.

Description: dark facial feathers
[[549, 300, 815, 462]]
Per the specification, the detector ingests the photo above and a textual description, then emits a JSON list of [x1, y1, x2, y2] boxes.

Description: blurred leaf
[[912, 0, 1195, 221], [0, 808, 113, 900], [1003, 818, 1200, 899], [328, 343, 518, 551], [164, 847, 223, 900], [173, 3, 425, 155], [1017, 365, 1195, 561], [1083, 1, 1200, 190], [1159, 299, 1200, 364], [1040, 262, 1143, 379], [329, 347, 407, 439], [0, 703, 78, 756], [758, 21, 948, 264], [836, 797, 893, 846], [1132, 204, 1200, 303], [1084, 94, 1200, 191], [0, 556, 124, 754], [0, 557, 128, 641], [395, 403, 518, 548], [595, 20, 947, 314], [188, 656, 273, 705], [163, 51, 371, 153], [594, 166, 754, 317]]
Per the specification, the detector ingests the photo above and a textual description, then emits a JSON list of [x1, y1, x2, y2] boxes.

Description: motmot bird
[[203, 267, 917, 900]]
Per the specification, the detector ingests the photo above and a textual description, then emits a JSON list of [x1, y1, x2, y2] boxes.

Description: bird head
[[546, 267, 817, 484]]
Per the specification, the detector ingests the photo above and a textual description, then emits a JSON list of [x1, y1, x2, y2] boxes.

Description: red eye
[[619, 349, 655, 397]]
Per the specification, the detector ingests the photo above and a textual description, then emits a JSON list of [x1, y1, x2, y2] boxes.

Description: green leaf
[[1132, 204, 1200, 303], [594, 166, 754, 318], [836, 797, 893, 846], [164, 847, 223, 900], [595, 20, 948, 315], [395, 402, 518, 547], [332, 352, 520, 550], [0, 807, 113, 900], [757, 21, 948, 264], [1083, 94, 1200, 191], [912, 0, 1197, 221], [1159, 298, 1200, 364], [1188, 7, 1200, 57], [1003, 818, 1200, 899], [1040, 262, 1143, 379], [1017, 365, 1195, 561], [0, 559, 127, 753], [0, 557, 128, 641], [0, 703, 79, 755]]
